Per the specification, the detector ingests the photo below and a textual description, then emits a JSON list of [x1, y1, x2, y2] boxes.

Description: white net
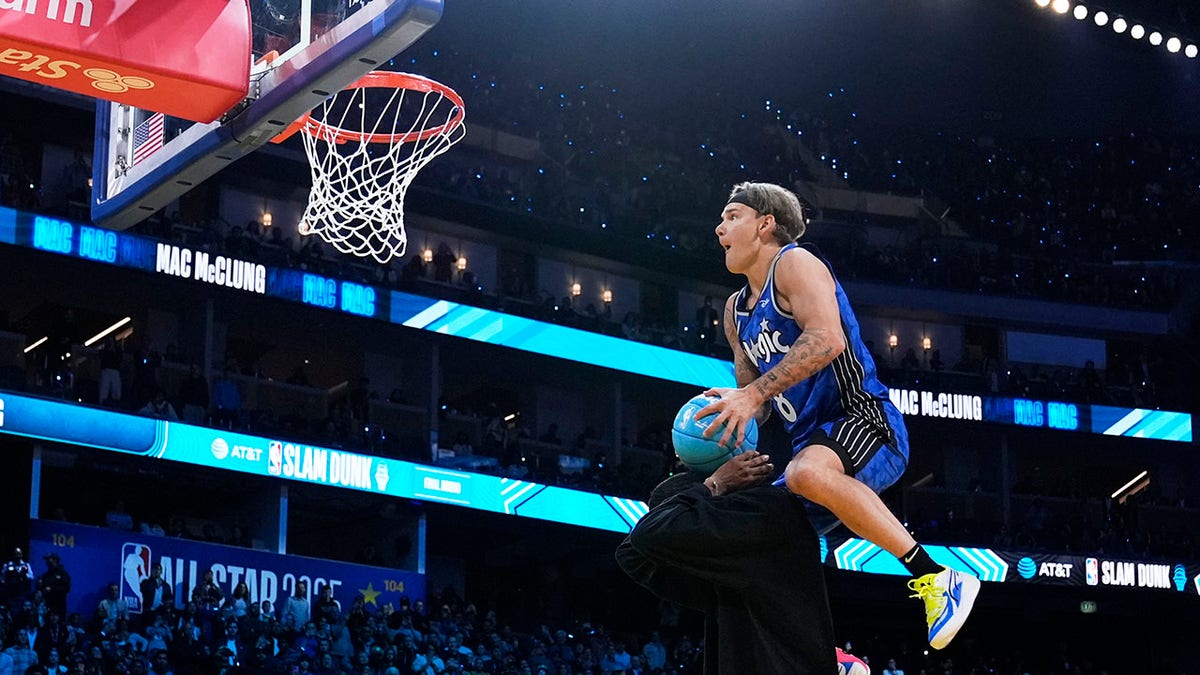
[[296, 74, 465, 264]]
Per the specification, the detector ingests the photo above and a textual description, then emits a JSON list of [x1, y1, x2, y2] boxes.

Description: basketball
[[671, 394, 759, 475]]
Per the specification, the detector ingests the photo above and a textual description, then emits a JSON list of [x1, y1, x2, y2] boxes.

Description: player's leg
[[783, 409, 979, 649], [781, 439, 913, 559]]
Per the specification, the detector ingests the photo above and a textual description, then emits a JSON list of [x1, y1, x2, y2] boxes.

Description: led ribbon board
[[0, 391, 647, 534], [0, 204, 1191, 440], [889, 388, 1192, 442], [1, 206, 732, 389], [4, 390, 1196, 596], [821, 533, 1200, 598]]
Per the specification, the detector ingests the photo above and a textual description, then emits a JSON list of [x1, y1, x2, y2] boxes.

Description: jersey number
[[774, 394, 798, 423]]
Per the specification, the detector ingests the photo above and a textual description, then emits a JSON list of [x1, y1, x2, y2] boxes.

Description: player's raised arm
[[746, 246, 846, 402]]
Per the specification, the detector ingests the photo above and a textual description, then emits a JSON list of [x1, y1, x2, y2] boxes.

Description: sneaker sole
[[930, 573, 981, 650]]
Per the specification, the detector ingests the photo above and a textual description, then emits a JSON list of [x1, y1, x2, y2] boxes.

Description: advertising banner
[[29, 519, 425, 620], [822, 532, 1200, 598]]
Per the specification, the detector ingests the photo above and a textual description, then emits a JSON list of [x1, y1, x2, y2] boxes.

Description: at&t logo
[[211, 438, 229, 460]]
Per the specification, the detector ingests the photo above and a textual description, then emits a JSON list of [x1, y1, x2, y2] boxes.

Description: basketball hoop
[[273, 71, 466, 264]]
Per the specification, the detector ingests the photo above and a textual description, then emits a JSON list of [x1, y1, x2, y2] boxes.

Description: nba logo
[[120, 543, 152, 613], [1085, 557, 1099, 586], [268, 441, 282, 475]]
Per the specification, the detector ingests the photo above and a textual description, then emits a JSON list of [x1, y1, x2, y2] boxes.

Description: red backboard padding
[[0, 0, 251, 123]]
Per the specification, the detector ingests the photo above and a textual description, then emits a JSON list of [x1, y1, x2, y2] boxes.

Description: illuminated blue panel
[[390, 290, 735, 388], [0, 393, 161, 455], [831, 538, 1007, 581], [1093, 406, 1192, 442], [0, 207, 15, 245], [0, 391, 643, 534]]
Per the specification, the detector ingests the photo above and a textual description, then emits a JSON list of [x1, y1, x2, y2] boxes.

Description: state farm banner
[[29, 520, 424, 619], [0, 0, 250, 122]]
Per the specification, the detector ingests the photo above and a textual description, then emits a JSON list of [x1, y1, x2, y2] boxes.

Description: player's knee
[[784, 460, 827, 500]]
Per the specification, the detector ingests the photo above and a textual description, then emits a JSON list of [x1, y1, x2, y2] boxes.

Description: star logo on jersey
[[759, 317, 771, 332]]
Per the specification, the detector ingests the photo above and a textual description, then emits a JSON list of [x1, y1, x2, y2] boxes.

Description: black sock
[[901, 544, 942, 578]]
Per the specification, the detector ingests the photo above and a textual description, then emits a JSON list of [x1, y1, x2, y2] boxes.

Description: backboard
[[92, 0, 444, 231]]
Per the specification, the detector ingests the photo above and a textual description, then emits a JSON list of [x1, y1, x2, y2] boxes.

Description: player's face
[[715, 203, 767, 274]]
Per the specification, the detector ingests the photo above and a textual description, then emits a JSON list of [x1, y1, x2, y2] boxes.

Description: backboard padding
[[92, 0, 444, 231]]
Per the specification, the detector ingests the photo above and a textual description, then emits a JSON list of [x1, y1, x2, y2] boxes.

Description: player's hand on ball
[[708, 450, 773, 495], [699, 386, 764, 449]]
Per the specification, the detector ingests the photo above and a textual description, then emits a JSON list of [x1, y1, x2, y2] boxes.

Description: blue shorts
[[773, 401, 910, 532]]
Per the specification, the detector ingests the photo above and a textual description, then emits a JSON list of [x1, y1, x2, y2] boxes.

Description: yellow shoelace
[[907, 575, 946, 624]]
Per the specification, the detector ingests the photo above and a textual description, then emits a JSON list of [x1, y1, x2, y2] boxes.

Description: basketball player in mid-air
[[699, 181, 979, 650]]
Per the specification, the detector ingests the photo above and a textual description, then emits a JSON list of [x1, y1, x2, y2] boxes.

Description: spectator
[[106, 502, 134, 531], [42, 647, 66, 675], [139, 389, 179, 421], [178, 365, 210, 425], [97, 337, 123, 407], [284, 580, 311, 629], [313, 584, 341, 626], [97, 583, 129, 634], [190, 569, 223, 641], [223, 582, 250, 620], [641, 631, 666, 672], [138, 563, 173, 625], [5, 630, 38, 675], [36, 553, 70, 620], [431, 243, 456, 283], [210, 364, 242, 430], [411, 643, 445, 675], [1, 547, 34, 609]]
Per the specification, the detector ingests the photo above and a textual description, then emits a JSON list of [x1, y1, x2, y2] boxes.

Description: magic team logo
[[742, 318, 790, 365], [120, 543, 152, 613]]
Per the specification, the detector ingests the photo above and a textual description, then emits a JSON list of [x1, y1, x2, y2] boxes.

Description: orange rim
[[272, 71, 465, 145]]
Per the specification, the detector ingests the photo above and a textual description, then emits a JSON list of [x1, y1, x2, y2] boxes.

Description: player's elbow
[[825, 332, 847, 361]]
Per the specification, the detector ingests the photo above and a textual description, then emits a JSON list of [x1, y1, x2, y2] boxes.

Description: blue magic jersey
[[734, 243, 895, 450]]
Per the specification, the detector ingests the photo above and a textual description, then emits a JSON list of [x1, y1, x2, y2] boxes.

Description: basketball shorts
[[772, 400, 909, 496], [809, 401, 910, 492]]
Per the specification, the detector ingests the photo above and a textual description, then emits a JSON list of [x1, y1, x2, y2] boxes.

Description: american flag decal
[[132, 113, 164, 166]]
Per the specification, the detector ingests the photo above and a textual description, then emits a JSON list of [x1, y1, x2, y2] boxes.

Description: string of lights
[[1032, 0, 1198, 58]]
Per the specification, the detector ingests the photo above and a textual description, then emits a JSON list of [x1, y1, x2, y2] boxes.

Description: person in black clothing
[[616, 451, 836, 675], [37, 552, 70, 620]]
